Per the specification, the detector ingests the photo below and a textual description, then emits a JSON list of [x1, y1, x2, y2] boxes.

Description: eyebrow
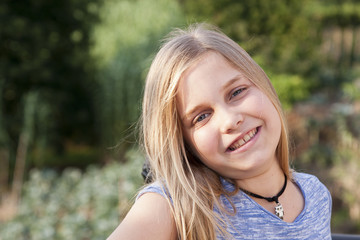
[[182, 104, 205, 122], [181, 74, 244, 122], [221, 74, 244, 92]]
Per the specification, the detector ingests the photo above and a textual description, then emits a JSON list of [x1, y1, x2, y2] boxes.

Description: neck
[[235, 161, 285, 197]]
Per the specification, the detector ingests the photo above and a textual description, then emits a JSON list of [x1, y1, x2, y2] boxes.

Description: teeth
[[229, 128, 258, 151]]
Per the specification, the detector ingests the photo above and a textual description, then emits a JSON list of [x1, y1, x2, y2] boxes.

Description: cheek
[[191, 128, 219, 157], [256, 92, 276, 118], [261, 95, 282, 139], [242, 90, 266, 118]]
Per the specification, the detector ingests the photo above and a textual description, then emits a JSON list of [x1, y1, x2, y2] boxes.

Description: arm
[[107, 192, 177, 240]]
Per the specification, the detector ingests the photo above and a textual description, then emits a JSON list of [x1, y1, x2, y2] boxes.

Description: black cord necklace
[[240, 174, 287, 220]]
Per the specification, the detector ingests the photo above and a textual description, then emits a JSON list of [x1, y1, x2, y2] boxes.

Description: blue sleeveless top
[[137, 172, 332, 239]]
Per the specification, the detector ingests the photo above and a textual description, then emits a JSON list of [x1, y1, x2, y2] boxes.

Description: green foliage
[[254, 56, 310, 110], [330, 115, 360, 231], [271, 74, 310, 110], [91, 0, 184, 151], [181, 0, 321, 76], [30, 145, 101, 169], [310, 0, 360, 27], [0, 0, 102, 167], [0, 149, 145, 240], [312, 0, 360, 88], [0, 0, 186, 166], [293, 109, 360, 232], [342, 74, 360, 101]]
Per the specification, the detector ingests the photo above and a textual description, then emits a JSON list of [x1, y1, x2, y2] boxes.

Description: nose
[[219, 106, 243, 134]]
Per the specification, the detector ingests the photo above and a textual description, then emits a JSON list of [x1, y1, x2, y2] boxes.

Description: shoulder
[[293, 172, 332, 211], [292, 172, 325, 188], [137, 181, 170, 201], [293, 172, 329, 195], [107, 183, 176, 240]]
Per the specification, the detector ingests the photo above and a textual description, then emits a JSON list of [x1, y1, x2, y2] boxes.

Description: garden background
[[0, 0, 359, 239]]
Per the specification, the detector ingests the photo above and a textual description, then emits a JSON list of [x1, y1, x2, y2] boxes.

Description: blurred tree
[[12, 92, 37, 204], [90, 0, 184, 160], [0, 0, 101, 169], [180, 0, 321, 76], [309, 0, 360, 89]]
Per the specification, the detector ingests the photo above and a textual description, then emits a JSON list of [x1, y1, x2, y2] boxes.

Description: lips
[[228, 127, 259, 151]]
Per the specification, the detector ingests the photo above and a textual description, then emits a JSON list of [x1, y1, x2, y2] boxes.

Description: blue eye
[[231, 88, 246, 99], [195, 113, 210, 123]]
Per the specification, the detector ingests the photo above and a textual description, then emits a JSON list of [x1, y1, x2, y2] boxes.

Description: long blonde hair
[[141, 23, 291, 240]]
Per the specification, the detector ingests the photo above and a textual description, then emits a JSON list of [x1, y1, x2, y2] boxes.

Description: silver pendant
[[275, 202, 284, 220]]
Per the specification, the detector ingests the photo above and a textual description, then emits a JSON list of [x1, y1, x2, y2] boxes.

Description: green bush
[[0, 149, 144, 240], [271, 73, 310, 110]]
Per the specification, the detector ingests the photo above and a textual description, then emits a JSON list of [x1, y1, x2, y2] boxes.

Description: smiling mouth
[[228, 127, 259, 151]]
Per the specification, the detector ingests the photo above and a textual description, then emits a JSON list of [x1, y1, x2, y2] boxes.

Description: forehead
[[181, 51, 246, 87], [184, 51, 233, 74], [178, 52, 239, 90]]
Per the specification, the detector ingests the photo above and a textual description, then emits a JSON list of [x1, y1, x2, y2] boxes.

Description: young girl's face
[[177, 52, 282, 180]]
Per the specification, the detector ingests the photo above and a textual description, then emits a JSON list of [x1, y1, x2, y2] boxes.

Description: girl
[[108, 23, 332, 240]]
